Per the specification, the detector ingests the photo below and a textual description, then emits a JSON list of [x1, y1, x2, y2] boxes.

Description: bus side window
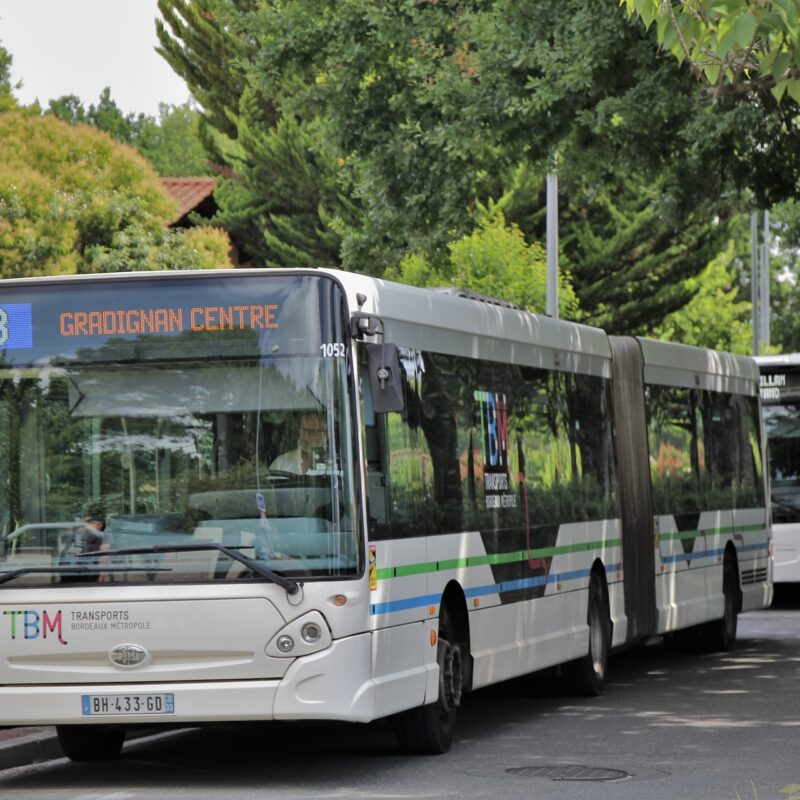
[[362, 370, 389, 532]]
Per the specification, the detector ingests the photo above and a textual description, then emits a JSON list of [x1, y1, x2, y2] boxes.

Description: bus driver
[[270, 410, 328, 475]]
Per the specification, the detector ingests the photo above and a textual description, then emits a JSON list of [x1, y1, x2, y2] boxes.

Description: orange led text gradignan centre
[[59, 304, 280, 337]]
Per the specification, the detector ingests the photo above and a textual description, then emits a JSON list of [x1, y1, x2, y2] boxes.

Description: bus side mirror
[[366, 343, 405, 414]]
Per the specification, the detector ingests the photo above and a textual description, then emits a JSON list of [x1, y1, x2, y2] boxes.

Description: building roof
[[161, 177, 216, 226]]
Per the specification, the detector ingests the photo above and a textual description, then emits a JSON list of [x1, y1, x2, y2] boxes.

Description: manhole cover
[[506, 765, 631, 782]]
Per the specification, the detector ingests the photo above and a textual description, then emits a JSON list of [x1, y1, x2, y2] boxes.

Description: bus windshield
[[763, 402, 800, 524], [0, 273, 360, 586]]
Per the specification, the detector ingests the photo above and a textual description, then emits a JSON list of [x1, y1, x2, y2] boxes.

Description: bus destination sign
[[59, 304, 280, 339], [0, 301, 281, 351]]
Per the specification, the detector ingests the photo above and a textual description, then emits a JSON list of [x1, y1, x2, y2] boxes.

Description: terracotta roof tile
[[161, 177, 216, 224]]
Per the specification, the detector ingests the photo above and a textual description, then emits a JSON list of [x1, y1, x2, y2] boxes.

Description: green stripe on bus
[[393, 562, 433, 577], [374, 537, 623, 581]]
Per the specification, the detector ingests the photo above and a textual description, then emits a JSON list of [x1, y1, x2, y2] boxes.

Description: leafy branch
[[620, 0, 800, 101]]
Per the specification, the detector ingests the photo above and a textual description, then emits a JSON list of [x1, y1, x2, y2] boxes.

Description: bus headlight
[[301, 622, 322, 644], [266, 611, 332, 658]]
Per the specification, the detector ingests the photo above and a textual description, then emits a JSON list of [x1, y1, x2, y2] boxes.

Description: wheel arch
[[724, 541, 743, 613], [590, 558, 613, 643], [440, 580, 472, 691]]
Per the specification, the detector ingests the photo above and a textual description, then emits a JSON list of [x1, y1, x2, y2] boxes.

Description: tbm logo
[[4, 610, 67, 645], [474, 390, 509, 468]]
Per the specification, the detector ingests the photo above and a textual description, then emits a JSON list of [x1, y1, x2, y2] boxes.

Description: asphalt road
[[2, 590, 800, 800]]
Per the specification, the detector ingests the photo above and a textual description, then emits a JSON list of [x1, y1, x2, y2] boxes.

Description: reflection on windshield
[[764, 404, 800, 524], [0, 358, 359, 586]]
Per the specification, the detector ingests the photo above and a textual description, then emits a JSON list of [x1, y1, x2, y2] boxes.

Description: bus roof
[[329, 269, 612, 360], [0, 267, 759, 383], [638, 337, 759, 381], [754, 353, 800, 369]]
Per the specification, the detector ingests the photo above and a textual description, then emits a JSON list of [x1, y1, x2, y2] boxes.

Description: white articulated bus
[[0, 269, 772, 760], [755, 354, 800, 583]]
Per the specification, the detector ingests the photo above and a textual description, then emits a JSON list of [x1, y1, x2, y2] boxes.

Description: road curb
[[0, 728, 62, 772], [0, 726, 176, 772]]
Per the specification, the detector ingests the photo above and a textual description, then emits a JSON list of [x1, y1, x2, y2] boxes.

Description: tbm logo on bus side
[[3, 610, 67, 645], [474, 390, 517, 510], [474, 390, 509, 469]]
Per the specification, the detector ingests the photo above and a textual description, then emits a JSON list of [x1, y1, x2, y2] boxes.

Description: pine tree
[[562, 175, 729, 334], [156, 0, 354, 267], [0, 41, 18, 111]]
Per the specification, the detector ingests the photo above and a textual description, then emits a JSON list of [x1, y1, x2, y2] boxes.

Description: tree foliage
[[136, 103, 210, 177], [196, 0, 794, 331], [561, 173, 730, 333], [761, 200, 800, 352], [47, 89, 210, 177], [156, 0, 354, 267], [654, 240, 752, 352], [0, 40, 17, 112], [0, 112, 232, 278], [247, 1, 747, 240], [387, 208, 580, 318], [620, 0, 800, 102]]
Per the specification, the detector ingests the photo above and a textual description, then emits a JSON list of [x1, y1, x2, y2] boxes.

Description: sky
[[0, 0, 191, 116]]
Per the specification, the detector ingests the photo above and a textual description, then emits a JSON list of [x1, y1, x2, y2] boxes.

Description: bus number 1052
[[320, 342, 346, 358]]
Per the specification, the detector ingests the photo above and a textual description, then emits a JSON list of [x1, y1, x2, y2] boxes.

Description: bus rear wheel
[[56, 725, 125, 761], [704, 554, 739, 652], [395, 603, 464, 754], [564, 571, 610, 697]]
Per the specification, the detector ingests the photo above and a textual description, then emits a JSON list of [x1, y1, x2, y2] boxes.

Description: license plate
[[81, 693, 175, 716]]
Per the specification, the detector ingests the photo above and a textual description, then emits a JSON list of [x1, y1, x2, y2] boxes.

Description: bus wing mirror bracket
[[351, 312, 384, 339], [366, 343, 405, 414]]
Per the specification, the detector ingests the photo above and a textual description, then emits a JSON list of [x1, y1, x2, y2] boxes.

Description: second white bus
[[756, 354, 800, 583]]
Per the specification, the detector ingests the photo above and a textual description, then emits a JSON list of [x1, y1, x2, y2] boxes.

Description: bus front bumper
[[0, 633, 376, 727]]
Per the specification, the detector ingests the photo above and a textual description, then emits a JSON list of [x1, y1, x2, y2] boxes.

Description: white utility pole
[[546, 171, 558, 319], [751, 211, 771, 354], [751, 213, 759, 354], [760, 210, 770, 349]]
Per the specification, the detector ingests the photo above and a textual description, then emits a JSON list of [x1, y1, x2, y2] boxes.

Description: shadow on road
[[771, 582, 800, 610]]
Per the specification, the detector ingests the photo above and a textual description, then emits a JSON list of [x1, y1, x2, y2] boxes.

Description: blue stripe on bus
[[660, 541, 769, 565], [369, 562, 624, 616]]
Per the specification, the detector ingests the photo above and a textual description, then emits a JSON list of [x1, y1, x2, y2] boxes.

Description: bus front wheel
[[56, 724, 125, 761], [395, 603, 464, 754]]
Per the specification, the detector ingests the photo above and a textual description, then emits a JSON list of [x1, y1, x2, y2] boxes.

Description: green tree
[[0, 40, 17, 111], [46, 94, 88, 125], [154, 0, 793, 336], [48, 90, 210, 177], [239, 0, 798, 300], [655, 240, 752, 352], [561, 173, 731, 334], [135, 103, 210, 176], [48, 87, 144, 143], [156, 0, 352, 267], [760, 200, 800, 352], [0, 112, 232, 278], [620, 0, 800, 101], [387, 209, 580, 318]]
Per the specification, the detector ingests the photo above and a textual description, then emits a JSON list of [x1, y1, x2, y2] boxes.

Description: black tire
[[564, 571, 610, 697], [395, 604, 464, 754], [704, 554, 739, 652], [56, 725, 125, 761]]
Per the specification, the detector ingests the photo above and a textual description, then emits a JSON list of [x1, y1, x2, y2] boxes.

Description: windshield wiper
[[84, 543, 301, 595], [0, 566, 168, 585]]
